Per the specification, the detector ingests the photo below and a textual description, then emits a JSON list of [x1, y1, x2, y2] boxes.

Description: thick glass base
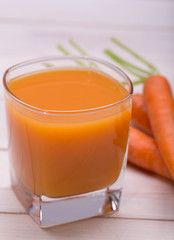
[[11, 169, 122, 228]]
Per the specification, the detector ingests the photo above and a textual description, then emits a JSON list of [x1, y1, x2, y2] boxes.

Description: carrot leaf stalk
[[57, 38, 159, 86], [111, 38, 159, 74], [43, 63, 55, 68], [57, 45, 85, 66], [104, 38, 159, 85], [69, 39, 88, 56], [104, 49, 149, 78], [69, 40, 99, 70], [57, 45, 71, 56]]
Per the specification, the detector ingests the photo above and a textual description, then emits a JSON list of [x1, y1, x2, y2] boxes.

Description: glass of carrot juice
[[3, 56, 133, 227]]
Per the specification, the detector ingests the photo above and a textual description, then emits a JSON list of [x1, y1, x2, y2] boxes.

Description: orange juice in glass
[[3, 56, 133, 227]]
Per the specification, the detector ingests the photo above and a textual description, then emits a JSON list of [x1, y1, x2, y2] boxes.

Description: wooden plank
[[0, 0, 174, 28], [0, 214, 173, 240], [0, 150, 10, 188], [0, 188, 25, 214], [124, 164, 174, 193], [0, 186, 174, 221], [112, 191, 174, 221], [0, 100, 8, 149]]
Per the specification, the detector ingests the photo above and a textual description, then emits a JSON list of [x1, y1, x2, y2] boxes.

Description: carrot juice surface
[[6, 69, 131, 198]]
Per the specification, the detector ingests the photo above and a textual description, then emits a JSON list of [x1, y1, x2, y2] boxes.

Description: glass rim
[[3, 56, 133, 115]]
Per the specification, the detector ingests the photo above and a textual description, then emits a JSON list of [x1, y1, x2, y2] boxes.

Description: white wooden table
[[0, 1, 174, 239]]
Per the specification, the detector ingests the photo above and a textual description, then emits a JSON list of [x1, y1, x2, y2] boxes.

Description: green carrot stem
[[57, 45, 85, 66], [104, 49, 151, 77], [57, 45, 70, 55], [123, 77, 146, 86], [132, 78, 146, 85], [122, 65, 147, 78], [111, 38, 159, 74], [43, 63, 54, 68], [69, 39, 87, 56], [69, 40, 100, 70]]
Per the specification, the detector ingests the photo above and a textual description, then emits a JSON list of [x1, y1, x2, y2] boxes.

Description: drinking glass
[[3, 56, 133, 227]]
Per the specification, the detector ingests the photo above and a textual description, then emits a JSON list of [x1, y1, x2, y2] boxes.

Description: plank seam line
[[0, 212, 27, 215], [0, 18, 174, 33], [97, 216, 174, 222], [0, 212, 174, 222], [0, 148, 8, 151]]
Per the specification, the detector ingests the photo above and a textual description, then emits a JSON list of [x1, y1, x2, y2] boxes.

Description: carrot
[[128, 126, 171, 180], [143, 75, 174, 179], [132, 94, 152, 136]]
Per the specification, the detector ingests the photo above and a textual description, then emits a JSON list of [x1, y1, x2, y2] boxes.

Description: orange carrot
[[132, 94, 152, 136], [143, 75, 174, 179], [128, 126, 171, 180]]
